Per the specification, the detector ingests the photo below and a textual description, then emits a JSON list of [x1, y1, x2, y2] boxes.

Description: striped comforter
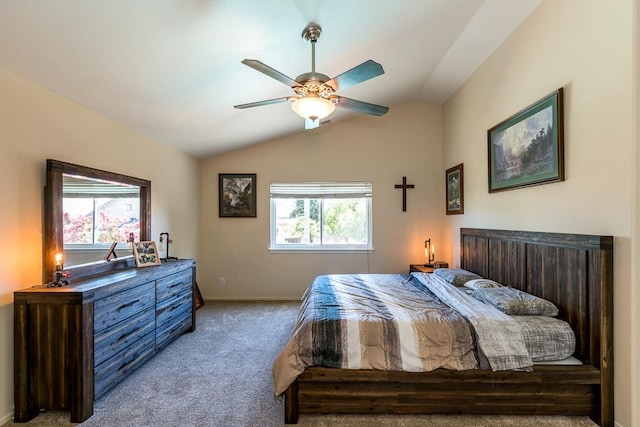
[[272, 273, 478, 396], [272, 273, 575, 396]]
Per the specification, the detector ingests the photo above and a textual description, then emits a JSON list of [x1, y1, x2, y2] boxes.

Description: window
[[63, 174, 140, 249], [270, 182, 372, 251]]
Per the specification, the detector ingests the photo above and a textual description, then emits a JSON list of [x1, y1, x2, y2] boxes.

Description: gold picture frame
[[132, 241, 161, 267]]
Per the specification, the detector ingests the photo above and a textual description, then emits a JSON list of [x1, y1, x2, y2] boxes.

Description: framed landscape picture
[[488, 88, 564, 193], [219, 173, 256, 217], [446, 163, 464, 215]]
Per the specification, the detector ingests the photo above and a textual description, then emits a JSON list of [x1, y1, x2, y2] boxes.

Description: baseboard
[[1, 411, 13, 425], [203, 297, 299, 301]]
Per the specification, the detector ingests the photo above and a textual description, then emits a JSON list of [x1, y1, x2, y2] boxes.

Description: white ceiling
[[0, 0, 541, 158]]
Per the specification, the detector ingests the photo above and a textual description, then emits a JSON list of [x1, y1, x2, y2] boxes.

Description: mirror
[[44, 159, 151, 282]]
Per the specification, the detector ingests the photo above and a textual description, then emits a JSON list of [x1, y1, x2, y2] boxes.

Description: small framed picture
[[219, 173, 256, 217], [132, 241, 161, 267], [446, 163, 464, 215], [488, 88, 564, 193], [103, 242, 118, 261]]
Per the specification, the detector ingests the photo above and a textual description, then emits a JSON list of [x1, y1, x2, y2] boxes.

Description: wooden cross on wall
[[394, 176, 415, 212]]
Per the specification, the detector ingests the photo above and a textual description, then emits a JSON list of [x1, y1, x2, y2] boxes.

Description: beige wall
[[633, 2, 639, 425], [442, 1, 636, 426], [0, 69, 200, 423], [199, 101, 443, 299]]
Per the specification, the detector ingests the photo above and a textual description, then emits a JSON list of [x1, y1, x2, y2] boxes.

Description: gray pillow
[[472, 287, 559, 316], [463, 278, 504, 290], [432, 268, 482, 286]]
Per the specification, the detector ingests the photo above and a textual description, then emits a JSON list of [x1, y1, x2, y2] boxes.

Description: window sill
[[269, 247, 374, 254]]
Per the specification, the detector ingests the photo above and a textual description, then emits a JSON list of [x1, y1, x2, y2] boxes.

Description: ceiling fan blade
[[241, 59, 300, 88], [234, 97, 292, 109], [326, 60, 385, 92], [336, 97, 389, 116]]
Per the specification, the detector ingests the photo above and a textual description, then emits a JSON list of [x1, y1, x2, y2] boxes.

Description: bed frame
[[283, 228, 614, 426]]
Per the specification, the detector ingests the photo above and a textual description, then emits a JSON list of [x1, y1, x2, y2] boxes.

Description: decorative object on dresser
[[46, 252, 70, 287], [445, 163, 464, 215], [219, 173, 257, 217], [132, 241, 162, 267], [103, 242, 119, 261], [488, 88, 564, 193], [14, 259, 197, 423], [159, 232, 178, 261]]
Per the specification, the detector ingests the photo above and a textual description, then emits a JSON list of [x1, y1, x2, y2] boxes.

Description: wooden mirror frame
[[44, 159, 151, 282]]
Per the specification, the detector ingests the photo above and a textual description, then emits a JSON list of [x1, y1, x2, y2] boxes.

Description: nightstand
[[409, 264, 433, 273], [410, 262, 449, 274]]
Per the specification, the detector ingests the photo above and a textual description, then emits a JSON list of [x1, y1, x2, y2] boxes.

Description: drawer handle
[[117, 299, 140, 311], [165, 281, 186, 291], [117, 326, 140, 342], [119, 353, 140, 371]]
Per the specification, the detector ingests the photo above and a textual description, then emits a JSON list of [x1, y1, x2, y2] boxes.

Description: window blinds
[[63, 174, 140, 198], [270, 182, 372, 199]]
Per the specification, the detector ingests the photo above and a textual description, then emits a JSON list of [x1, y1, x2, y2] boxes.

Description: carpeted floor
[[4, 301, 598, 427]]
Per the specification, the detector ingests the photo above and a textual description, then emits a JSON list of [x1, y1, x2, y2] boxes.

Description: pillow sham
[[432, 268, 482, 286], [472, 287, 559, 316], [463, 278, 504, 290]]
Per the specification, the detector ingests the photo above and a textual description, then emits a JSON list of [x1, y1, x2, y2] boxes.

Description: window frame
[[269, 182, 373, 252], [62, 174, 141, 250]]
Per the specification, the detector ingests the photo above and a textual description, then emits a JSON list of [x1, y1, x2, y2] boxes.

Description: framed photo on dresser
[[132, 241, 161, 267]]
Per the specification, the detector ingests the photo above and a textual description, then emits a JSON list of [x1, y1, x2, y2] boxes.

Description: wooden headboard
[[460, 228, 614, 420]]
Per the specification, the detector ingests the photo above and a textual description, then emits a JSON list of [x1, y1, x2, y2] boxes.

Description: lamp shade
[[291, 95, 335, 120]]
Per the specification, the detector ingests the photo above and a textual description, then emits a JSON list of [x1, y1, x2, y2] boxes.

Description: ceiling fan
[[234, 23, 389, 130]]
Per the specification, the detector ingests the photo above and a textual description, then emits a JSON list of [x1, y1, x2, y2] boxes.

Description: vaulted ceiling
[[0, 0, 541, 158]]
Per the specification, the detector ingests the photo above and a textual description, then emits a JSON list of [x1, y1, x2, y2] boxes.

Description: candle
[[54, 253, 63, 271]]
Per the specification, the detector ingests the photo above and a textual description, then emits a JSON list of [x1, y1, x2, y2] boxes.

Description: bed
[[276, 228, 613, 426]]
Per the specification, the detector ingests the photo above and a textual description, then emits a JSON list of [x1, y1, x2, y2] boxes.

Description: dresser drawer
[[94, 307, 155, 367], [156, 292, 192, 349], [94, 330, 155, 398], [94, 282, 155, 333], [156, 269, 192, 303], [156, 309, 191, 350]]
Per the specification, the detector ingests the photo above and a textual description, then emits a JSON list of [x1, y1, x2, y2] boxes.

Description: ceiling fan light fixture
[[235, 22, 388, 127], [291, 95, 335, 121]]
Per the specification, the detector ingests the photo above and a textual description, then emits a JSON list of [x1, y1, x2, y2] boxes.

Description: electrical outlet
[[219, 277, 226, 286], [237, 277, 244, 285]]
